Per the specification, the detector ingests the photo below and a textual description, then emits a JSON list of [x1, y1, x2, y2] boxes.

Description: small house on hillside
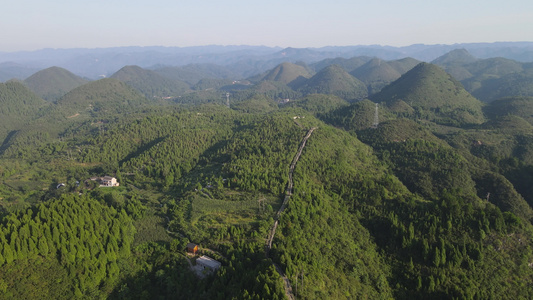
[[187, 243, 198, 255], [100, 176, 119, 187], [196, 255, 221, 272]]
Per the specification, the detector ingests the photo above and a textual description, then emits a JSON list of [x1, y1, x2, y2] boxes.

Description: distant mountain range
[[432, 49, 533, 102], [1, 42, 533, 80], [4, 43, 533, 114]]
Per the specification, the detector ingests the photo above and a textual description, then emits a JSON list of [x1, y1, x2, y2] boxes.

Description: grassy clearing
[[133, 209, 174, 247], [187, 190, 280, 230]]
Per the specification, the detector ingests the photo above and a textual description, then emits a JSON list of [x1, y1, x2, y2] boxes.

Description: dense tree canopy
[[1, 56, 533, 299]]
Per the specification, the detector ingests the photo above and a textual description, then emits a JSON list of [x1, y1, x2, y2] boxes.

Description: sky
[[1, 0, 533, 52]]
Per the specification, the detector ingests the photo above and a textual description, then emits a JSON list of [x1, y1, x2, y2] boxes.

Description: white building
[[196, 255, 221, 272], [100, 176, 119, 187]]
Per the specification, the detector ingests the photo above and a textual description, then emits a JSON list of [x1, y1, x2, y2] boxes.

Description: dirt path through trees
[[266, 126, 316, 300]]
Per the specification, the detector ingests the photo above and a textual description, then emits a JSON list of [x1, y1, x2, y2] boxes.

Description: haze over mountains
[[1, 42, 533, 80], [5, 45, 533, 109]]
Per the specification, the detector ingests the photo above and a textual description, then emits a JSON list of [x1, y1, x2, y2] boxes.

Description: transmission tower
[[226, 92, 230, 108], [372, 103, 379, 128]]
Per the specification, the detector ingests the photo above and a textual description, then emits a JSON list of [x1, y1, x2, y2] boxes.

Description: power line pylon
[[372, 103, 379, 128]]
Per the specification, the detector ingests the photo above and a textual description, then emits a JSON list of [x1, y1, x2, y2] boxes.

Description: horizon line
[[2, 41, 533, 53]]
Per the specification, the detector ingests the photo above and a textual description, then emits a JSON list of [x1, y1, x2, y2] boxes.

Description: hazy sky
[[1, 0, 532, 51]]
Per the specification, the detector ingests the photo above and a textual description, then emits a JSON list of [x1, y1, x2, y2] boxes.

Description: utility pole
[[372, 103, 379, 128], [295, 273, 298, 300], [301, 269, 304, 292], [258, 195, 266, 213]]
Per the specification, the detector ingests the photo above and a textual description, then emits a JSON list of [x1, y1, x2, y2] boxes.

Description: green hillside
[[247, 80, 300, 100], [482, 115, 533, 134], [484, 96, 533, 124], [256, 62, 313, 85], [349, 57, 421, 95], [431, 49, 477, 81], [433, 51, 533, 101], [24, 66, 88, 102], [0, 79, 151, 159], [466, 57, 523, 77], [388, 57, 422, 74], [298, 64, 368, 101], [282, 94, 349, 115], [350, 58, 402, 94], [432, 49, 478, 67], [470, 72, 533, 102], [324, 99, 391, 131], [111, 65, 190, 99], [2, 53, 533, 300], [0, 102, 532, 299], [192, 78, 236, 91], [372, 62, 485, 126], [284, 120, 533, 299], [358, 119, 533, 222], [310, 56, 372, 72], [231, 95, 279, 113], [359, 118, 444, 144], [56, 78, 149, 117], [0, 81, 49, 142]]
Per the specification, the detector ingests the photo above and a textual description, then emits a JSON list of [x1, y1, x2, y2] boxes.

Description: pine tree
[[3, 244, 14, 264], [433, 247, 441, 268], [38, 237, 49, 256], [428, 275, 435, 292]]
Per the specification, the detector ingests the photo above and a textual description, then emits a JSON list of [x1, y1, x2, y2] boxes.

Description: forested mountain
[[192, 78, 238, 91], [56, 78, 148, 112], [1, 50, 533, 299], [0, 81, 49, 142], [350, 58, 402, 94], [324, 99, 391, 131], [24, 66, 88, 102], [431, 49, 478, 67], [110, 65, 190, 99], [347, 57, 420, 95], [297, 64, 368, 100], [281, 94, 349, 115], [433, 50, 533, 102], [372, 62, 485, 126], [251, 62, 313, 85], [484, 96, 533, 124], [388, 57, 424, 74], [469, 72, 533, 102], [309, 56, 372, 73]]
